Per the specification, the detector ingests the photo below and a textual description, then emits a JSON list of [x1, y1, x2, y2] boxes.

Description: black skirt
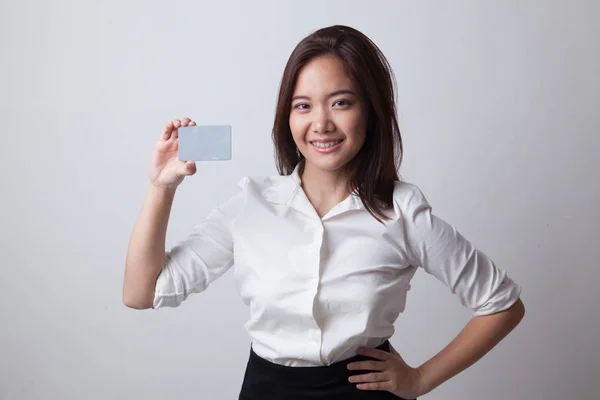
[[239, 340, 416, 400]]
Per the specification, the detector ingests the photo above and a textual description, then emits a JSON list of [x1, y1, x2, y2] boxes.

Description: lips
[[309, 138, 344, 153]]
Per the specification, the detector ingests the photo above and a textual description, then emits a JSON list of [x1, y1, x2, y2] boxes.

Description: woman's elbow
[[507, 297, 526, 325], [122, 290, 154, 310]]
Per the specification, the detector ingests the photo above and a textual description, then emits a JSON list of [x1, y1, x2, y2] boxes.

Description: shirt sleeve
[[398, 183, 522, 316], [152, 178, 248, 309]]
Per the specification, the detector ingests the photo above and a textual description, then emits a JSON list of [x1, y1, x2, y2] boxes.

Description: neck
[[299, 161, 352, 209]]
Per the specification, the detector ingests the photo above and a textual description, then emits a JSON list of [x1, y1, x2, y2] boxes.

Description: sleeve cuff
[[472, 277, 522, 316]]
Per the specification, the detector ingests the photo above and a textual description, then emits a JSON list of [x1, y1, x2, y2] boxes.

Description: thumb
[[178, 160, 196, 176], [388, 343, 409, 367], [389, 342, 400, 357]]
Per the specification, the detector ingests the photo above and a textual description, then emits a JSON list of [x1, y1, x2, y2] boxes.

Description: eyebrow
[[291, 89, 357, 102]]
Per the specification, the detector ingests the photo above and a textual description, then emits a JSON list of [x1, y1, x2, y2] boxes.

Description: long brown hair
[[272, 25, 402, 222]]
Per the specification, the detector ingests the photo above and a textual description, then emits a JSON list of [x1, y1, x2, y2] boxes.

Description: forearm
[[416, 298, 525, 396], [123, 184, 176, 309]]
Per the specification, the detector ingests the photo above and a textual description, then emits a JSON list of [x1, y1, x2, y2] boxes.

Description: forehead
[[293, 55, 356, 94]]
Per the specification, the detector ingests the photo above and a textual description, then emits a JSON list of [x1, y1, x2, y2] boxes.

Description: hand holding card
[[148, 119, 232, 191], [148, 117, 200, 190]]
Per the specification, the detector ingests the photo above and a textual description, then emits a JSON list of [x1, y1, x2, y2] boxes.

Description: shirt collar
[[263, 161, 365, 220]]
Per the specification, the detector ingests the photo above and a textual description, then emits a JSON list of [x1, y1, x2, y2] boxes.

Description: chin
[[303, 156, 352, 173]]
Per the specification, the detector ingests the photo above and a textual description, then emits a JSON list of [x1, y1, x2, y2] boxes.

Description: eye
[[293, 103, 310, 110], [333, 99, 352, 107]]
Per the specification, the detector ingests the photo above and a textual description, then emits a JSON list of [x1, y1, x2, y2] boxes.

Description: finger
[[348, 371, 389, 383], [356, 348, 392, 361], [162, 121, 174, 140], [347, 360, 386, 371], [172, 119, 181, 139], [181, 117, 191, 127], [356, 381, 393, 391], [190, 120, 196, 126]]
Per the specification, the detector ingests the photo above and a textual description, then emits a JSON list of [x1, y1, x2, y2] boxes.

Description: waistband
[[239, 340, 417, 399], [248, 340, 392, 381]]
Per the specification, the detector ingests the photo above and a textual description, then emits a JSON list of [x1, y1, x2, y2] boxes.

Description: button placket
[[308, 222, 325, 357]]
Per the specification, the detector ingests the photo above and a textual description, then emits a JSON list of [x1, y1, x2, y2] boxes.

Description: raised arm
[[123, 118, 197, 309]]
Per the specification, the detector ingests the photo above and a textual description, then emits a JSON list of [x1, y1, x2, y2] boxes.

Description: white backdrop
[[1, 1, 599, 399]]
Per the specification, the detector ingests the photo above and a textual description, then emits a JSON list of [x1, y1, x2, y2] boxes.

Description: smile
[[310, 139, 344, 152]]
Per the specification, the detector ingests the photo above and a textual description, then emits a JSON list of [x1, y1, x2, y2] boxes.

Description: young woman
[[123, 25, 525, 399]]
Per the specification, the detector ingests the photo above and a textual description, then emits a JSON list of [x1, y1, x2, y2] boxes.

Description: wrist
[[148, 183, 177, 198], [414, 365, 434, 397]]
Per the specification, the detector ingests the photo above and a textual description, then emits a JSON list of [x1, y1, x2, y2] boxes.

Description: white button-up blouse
[[152, 164, 522, 366]]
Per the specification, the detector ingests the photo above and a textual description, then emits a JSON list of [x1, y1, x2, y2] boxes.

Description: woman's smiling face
[[289, 54, 368, 174]]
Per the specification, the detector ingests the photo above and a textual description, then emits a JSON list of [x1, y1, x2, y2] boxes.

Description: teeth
[[312, 140, 342, 149]]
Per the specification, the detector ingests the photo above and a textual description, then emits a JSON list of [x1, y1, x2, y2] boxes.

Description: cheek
[[289, 114, 308, 146], [342, 113, 367, 144]]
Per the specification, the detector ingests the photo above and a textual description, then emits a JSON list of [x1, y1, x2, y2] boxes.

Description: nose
[[312, 107, 335, 134]]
